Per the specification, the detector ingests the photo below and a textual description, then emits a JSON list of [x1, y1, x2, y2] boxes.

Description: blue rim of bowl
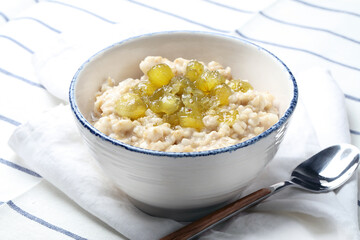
[[69, 30, 298, 158]]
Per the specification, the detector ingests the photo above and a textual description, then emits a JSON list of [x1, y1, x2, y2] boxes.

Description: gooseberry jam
[[114, 60, 253, 130]]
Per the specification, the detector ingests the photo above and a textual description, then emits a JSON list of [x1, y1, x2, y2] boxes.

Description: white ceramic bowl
[[69, 31, 298, 221]]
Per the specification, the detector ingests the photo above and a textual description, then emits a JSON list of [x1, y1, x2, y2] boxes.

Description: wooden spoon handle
[[160, 188, 272, 240]]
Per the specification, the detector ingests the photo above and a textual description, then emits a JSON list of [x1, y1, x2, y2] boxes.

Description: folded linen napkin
[[8, 68, 359, 240]]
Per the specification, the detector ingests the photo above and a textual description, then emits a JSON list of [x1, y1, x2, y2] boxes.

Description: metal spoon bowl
[[161, 143, 360, 240]]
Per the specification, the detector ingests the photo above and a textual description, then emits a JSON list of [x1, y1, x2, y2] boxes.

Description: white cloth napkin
[[8, 67, 359, 240]]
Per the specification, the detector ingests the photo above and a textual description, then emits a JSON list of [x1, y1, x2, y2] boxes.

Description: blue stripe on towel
[[48, 0, 116, 24], [0, 67, 45, 89], [235, 30, 360, 72], [350, 129, 360, 135], [0, 114, 21, 126], [203, 0, 255, 14], [292, 0, 360, 18], [127, 0, 230, 33], [344, 94, 360, 102], [14, 17, 61, 33], [7, 201, 87, 240], [0, 35, 34, 54], [259, 11, 360, 45], [0, 158, 41, 178], [0, 12, 9, 21]]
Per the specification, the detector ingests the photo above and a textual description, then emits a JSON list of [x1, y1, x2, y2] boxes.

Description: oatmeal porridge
[[92, 56, 279, 152]]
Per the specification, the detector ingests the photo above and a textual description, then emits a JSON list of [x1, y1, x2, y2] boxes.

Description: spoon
[[161, 143, 360, 240]]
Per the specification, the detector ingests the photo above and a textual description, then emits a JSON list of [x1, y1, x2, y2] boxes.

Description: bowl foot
[[128, 196, 234, 222]]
